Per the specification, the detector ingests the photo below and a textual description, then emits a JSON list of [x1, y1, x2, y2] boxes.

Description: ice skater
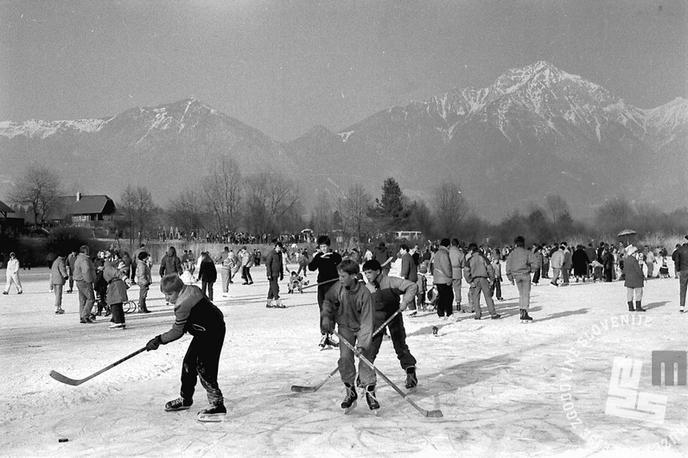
[[309, 235, 342, 348], [145, 274, 227, 421], [320, 259, 377, 412], [2, 252, 23, 295], [362, 259, 419, 389]]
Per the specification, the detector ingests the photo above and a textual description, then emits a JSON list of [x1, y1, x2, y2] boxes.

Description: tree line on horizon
[[6, 163, 688, 247]]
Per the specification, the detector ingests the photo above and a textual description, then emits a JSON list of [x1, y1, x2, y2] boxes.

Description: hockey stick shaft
[[300, 277, 338, 291], [334, 330, 443, 418], [290, 308, 403, 393], [50, 347, 147, 386]]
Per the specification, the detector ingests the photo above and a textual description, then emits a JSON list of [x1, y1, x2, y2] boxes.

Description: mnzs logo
[[605, 357, 667, 424], [652, 351, 687, 386]]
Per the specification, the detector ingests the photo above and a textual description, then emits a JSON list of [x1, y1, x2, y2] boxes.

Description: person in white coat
[[3, 252, 23, 295]]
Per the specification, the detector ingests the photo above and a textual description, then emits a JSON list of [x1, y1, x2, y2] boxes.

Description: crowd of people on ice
[[3, 233, 688, 418]]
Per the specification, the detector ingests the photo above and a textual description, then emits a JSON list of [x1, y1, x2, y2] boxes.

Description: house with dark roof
[[0, 199, 23, 237], [66, 193, 117, 225], [43, 193, 116, 226]]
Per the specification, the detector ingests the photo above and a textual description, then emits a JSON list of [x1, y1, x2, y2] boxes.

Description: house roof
[[0, 199, 13, 214], [70, 195, 115, 215], [46, 195, 116, 220]]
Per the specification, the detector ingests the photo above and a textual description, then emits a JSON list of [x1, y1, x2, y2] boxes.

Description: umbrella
[[617, 229, 637, 237]]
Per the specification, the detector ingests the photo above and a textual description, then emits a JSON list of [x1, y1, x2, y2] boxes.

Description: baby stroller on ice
[[287, 271, 309, 294]]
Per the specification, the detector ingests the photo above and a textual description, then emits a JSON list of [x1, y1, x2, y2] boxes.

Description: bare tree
[[244, 172, 301, 234], [119, 185, 155, 245], [202, 156, 243, 231], [10, 165, 61, 225], [432, 180, 468, 237], [338, 184, 371, 241], [168, 188, 206, 236], [311, 193, 333, 234], [545, 194, 571, 225]]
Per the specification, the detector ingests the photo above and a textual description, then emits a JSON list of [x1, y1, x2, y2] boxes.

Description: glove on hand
[[146, 335, 162, 351]]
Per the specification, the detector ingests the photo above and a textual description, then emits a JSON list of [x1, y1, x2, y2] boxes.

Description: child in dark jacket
[[145, 274, 227, 421], [197, 252, 217, 301], [104, 261, 129, 329]]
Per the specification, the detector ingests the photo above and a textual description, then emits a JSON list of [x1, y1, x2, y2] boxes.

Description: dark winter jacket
[[623, 255, 645, 289], [50, 256, 68, 285], [572, 249, 590, 276], [400, 252, 418, 283], [265, 249, 284, 279], [674, 245, 688, 272], [159, 285, 225, 344], [159, 249, 183, 277], [372, 246, 393, 268], [198, 259, 217, 283], [308, 250, 343, 283], [321, 281, 374, 349]]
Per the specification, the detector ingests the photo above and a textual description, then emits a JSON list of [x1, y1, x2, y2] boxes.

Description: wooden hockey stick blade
[[49, 370, 83, 386], [49, 347, 147, 386], [290, 309, 403, 393], [335, 330, 444, 418], [291, 366, 339, 392]]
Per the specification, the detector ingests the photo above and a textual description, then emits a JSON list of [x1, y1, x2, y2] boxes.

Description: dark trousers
[[680, 271, 688, 309], [435, 283, 454, 317], [317, 282, 337, 332], [68, 276, 74, 291], [387, 314, 416, 370], [180, 331, 225, 407], [110, 302, 125, 324], [138, 285, 149, 311], [490, 278, 502, 299], [202, 280, 214, 301], [297, 264, 307, 276], [267, 278, 280, 300], [242, 266, 253, 283], [532, 268, 540, 284]]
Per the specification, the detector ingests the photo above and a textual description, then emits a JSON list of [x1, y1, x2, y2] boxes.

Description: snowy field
[[2, 264, 688, 457]]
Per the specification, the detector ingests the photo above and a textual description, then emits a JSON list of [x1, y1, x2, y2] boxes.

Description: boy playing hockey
[[145, 274, 227, 421], [320, 260, 377, 412]]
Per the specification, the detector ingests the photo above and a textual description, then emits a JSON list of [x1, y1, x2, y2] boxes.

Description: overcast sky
[[1, 0, 685, 141]]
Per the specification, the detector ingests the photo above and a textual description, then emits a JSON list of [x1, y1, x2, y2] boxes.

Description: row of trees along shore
[[6, 163, 688, 248]]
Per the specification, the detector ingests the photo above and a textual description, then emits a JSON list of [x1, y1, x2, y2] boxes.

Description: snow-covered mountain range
[[1, 61, 686, 220]]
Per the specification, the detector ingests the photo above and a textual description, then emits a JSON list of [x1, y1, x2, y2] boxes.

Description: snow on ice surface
[[2, 264, 688, 457]]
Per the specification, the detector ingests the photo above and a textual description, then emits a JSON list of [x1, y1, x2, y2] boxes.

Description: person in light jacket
[[432, 239, 453, 319], [2, 252, 22, 295], [72, 245, 96, 323], [136, 251, 152, 313], [505, 236, 539, 322], [50, 254, 69, 314]]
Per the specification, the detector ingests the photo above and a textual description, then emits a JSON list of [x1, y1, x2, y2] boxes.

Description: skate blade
[[343, 401, 357, 414], [197, 413, 225, 422]]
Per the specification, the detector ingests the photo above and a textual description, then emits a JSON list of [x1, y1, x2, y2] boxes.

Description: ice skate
[[341, 384, 358, 414], [365, 385, 380, 413], [405, 366, 418, 390], [197, 404, 226, 422], [108, 323, 125, 329], [165, 397, 192, 412], [520, 309, 533, 323]]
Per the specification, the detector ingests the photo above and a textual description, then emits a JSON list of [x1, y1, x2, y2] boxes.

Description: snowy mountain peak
[[0, 118, 106, 139]]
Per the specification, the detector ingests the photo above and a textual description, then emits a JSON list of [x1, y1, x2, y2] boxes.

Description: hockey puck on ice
[[58, 438, 69, 443]]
